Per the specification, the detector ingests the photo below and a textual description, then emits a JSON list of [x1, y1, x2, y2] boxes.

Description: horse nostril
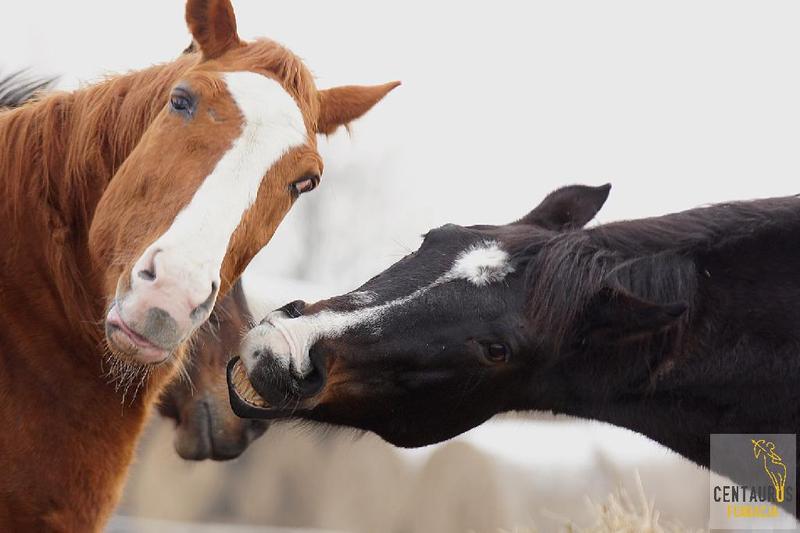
[[137, 268, 156, 282], [189, 281, 219, 322], [136, 248, 161, 283], [208, 281, 219, 305]]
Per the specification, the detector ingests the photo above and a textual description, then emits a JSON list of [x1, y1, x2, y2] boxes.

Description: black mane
[[520, 195, 800, 355], [0, 71, 56, 110], [591, 195, 800, 255]]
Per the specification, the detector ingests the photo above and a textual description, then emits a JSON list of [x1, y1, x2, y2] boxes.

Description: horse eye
[[169, 90, 194, 114], [290, 175, 320, 197], [482, 342, 511, 364]]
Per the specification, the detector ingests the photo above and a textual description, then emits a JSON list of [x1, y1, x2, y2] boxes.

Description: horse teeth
[[230, 360, 269, 408]]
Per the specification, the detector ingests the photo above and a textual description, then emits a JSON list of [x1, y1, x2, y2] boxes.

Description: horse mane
[[0, 57, 196, 230], [0, 71, 56, 110], [231, 38, 320, 123], [519, 196, 800, 357]]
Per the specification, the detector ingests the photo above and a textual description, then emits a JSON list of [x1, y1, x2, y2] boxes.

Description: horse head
[[229, 184, 688, 447], [88, 0, 399, 366]]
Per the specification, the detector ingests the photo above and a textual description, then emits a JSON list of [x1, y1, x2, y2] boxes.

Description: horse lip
[[106, 304, 170, 362], [226, 357, 297, 420]]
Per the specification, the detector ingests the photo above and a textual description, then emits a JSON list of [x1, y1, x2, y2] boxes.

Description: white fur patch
[[444, 242, 514, 286], [241, 241, 514, 376], [131, 72, 307, 303]]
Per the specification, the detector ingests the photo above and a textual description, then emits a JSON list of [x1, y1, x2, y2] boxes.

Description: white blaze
[[241, 241, 514, 376], [131, 72, 307, 302]]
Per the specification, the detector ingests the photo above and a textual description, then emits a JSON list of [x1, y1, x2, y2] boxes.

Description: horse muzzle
[[105, 248, 220, 364], [227, 349, 326, 419], [173, 395, 269, 461], [105, 304, 173, 363]]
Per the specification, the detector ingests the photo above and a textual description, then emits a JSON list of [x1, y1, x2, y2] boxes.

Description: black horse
[[229, 184, 800, 500]]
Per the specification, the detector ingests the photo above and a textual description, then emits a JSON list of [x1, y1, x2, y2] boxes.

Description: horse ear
[[516, 183, 611, 230], [316, 82, 401, 135], [185, 0, 241, 61], [182, 40, 198, 55], [583, 287, 687, 345]]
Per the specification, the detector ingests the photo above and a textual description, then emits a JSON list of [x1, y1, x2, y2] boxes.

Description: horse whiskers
[[128, 366, 152, 405], [241, 317, 258, 335], [175, 356, 195, 395], [99, 342, 152, 405], [204, 318, 222, 343]]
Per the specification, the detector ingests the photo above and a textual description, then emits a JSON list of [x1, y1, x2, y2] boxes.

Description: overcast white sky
[[3, 1, 800, 291]]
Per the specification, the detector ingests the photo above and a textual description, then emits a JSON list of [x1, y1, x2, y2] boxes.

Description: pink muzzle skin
[[105, 305, 171, 364], [105, 250, 219, 364]]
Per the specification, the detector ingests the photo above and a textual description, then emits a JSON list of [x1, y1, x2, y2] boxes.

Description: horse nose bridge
[[159, 249, 219, 289]]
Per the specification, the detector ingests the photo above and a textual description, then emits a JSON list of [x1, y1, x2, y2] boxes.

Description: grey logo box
[[709, 433, 797, 530]]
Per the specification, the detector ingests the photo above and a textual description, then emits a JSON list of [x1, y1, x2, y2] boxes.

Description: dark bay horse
[[158, 279, 268, 461], [231, 185, 800, 505], [0, 0, 397, 529]]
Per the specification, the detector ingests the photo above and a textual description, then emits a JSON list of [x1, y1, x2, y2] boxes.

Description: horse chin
[[104, 299, 181, 365], [105, 313, 172, 365]]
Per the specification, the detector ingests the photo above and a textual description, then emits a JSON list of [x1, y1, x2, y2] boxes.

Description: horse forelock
[[213, 38, 320, 128]]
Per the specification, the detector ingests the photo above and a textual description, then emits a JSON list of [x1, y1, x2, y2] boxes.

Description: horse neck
[[520, 200, 800, 467], [0, 56, 193, 348]]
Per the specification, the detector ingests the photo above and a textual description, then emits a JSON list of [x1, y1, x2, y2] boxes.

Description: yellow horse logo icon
[[752, 439, 787, 503]]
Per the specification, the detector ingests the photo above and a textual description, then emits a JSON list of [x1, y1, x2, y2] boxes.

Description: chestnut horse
[[231, 186, 800, 512], [158, 279, 268, 460], [0, 0, 397, 529], [0, 74, 263, 462]]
